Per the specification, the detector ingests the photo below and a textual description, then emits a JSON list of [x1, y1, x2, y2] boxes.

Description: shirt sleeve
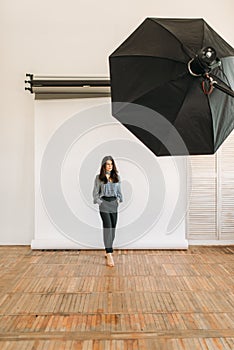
[[117, 176, 123, 203], [92, 175, 103, 205]]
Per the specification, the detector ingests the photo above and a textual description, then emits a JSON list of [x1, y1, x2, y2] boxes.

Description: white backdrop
[[33, 97, 188, 249]]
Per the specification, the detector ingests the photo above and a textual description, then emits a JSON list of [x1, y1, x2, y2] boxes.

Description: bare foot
[[106, 253, 114, 267]]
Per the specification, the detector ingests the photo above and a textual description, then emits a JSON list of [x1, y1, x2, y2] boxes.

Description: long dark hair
[[99, 155, 119, 184]]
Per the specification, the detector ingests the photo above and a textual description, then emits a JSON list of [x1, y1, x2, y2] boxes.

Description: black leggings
[[99, 197, 118, 253]]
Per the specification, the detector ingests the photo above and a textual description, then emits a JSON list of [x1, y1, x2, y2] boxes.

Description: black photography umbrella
[[109, 18, 234, 156]]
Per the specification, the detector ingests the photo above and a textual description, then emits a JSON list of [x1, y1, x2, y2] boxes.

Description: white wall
[[0, 0, 234, 244]]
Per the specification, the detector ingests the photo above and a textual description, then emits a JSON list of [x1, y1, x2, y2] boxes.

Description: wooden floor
[[0, 246, 233, 349]]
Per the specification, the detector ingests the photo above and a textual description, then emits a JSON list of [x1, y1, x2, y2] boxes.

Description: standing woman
[[93, 156, 123, 267]]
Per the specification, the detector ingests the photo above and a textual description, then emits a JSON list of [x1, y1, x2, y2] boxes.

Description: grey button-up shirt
[[93, 175, 123, 205]]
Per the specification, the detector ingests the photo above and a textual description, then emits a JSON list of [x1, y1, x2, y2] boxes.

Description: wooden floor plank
[[0, 246, 233, 349]]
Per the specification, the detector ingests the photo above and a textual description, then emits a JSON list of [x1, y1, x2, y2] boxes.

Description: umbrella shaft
[[213, 82, 234, 98]]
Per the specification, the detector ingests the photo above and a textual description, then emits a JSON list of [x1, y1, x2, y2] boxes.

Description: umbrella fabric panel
[[110, 56, 186, 104], [111, 103, 165, 156], [112, 73, 214, 156], [203, 22, 234, 58], [150, 18, 204, 55], [111, 18, 189, 63], [111, 102, 191, 156], [151, 18, 234, 58], [133, 76, 214, 155], [210, 57, 234, 152], [134, 74, 192, 124], [173, 78, 214, 155]]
